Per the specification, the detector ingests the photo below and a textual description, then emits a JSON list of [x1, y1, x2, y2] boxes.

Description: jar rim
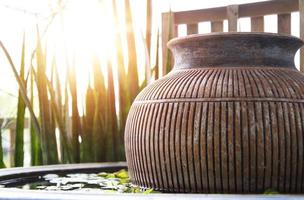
[[167, 32, 304, 49]]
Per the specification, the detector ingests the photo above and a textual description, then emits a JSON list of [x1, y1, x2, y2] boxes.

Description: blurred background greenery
[[0, 0, 160, 167]]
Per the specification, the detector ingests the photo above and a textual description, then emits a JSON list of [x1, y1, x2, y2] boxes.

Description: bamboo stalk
[[145, 0, 152, 83], [62, 77, 70, 163], [92, 59, 107, 161], [67, 65, 81, 163], [0, 127, 6, 168], [14, 34, 26, 167], [45, 73, 74, 163], [92, 91, 104, 161], [82, 85, 95, 162], [154, 29, 159, 80], [30, 66, 42, 166], [125, 0, 139, 103], [106, 61, 120, 160], [35, 29, 58, 164], [112, 0, 130, 135], [0, 41, 40, 137]]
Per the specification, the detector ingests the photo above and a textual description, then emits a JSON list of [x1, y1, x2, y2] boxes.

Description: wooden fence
[[161, 0, 304, 74]]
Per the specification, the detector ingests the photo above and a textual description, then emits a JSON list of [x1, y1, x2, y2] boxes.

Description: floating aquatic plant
[[17, 169, 155, 194]]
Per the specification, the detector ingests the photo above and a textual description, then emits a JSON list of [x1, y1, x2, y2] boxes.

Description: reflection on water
[[7, 169, 154, 194]]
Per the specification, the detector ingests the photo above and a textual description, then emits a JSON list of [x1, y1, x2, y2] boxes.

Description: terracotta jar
[[124, 33, 304, 193]]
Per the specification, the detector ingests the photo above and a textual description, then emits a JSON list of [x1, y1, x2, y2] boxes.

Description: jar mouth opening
[[167, 32, 304, 49], [168, 32, 304, 69]]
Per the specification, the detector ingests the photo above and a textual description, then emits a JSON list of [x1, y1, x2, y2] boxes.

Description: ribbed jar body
[[124, 33, 304, 193]]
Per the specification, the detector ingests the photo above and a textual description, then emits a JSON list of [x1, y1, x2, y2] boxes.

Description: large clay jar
[[124, 33, 304, 193]]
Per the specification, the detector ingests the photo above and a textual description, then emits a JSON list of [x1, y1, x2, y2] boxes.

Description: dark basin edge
[[0, 162, 127, 184]]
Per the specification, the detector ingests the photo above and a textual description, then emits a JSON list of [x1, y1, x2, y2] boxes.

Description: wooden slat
[[227, 5, 239, 32], [0, 118, 29, 129], [173, 0, 297, 24], [187, 24, 198, 35], [239, 0, 298, 18], [161, 12, 170, 76], [251, 16, 264, 32], [300, 0, 304, 72], [174, 7, 226, 25], [278, 13, 291, 34], [161, 12, 177, 76], [211, 21, 223, 32]]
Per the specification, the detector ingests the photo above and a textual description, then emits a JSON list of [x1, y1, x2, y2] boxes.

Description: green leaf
[[0, 128, 6, 168], [30, 66, 42, 166], [81, 84, 95, 162], [153, 29, 159, 80], [118, 178, 130, 184], [14, 33, 26, 167], [67, 64, 81, 163], [125, 0, 139, 103], [112, 0, 130, 135], [0, 40, 41, 141], [106, 61, 119, 161], [143, 188, 154, 194], [35, 27, 58, 164], [114, 169, 129, 179], [106, 173, 116, 179], [264, 189, 279, 195], [91, 59, 107, 162], [45, 71, 74, 163], [97, 172, 108, 177]]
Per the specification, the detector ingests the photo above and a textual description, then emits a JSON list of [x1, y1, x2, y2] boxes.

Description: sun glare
[[37, 0, 137, 116], [0, 0, 151, 118], [46, 0, 117, 92]]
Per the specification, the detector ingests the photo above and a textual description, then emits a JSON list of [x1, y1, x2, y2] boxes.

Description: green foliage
[[0, 0, 154, 167], [264, 189, 280, 195], [14, 34, 26, 167], [35, 28, 59, 164], [30, 66, 42, 166], [81, 85, 94, 162], [91, 59, 107, 162], [67, 65, 81, 163], [18, 169, 153, 193], [112, 0, 130, 150], [125, 0, 139, 103], [106, 61, 120, 160], [0, 128, 6, 168], [115, 169, 129, 179], [152, 30, 160, 80]]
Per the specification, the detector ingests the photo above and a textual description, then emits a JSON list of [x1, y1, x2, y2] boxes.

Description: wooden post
[[227, 5, 239, 32], [211, 21, 223, 32], [300, 0, 304, 72], [278, 13, 291, 34], [251, 16, 264, 32], [161, 12, 177, 76], [187, 24, 198, 35]]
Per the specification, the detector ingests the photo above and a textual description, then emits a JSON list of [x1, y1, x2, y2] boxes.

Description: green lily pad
[[115, 169, 129, 179], [264, 189, 279, 195]]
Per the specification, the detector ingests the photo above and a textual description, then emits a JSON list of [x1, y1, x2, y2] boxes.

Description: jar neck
[[168, 33, 304, 69]]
